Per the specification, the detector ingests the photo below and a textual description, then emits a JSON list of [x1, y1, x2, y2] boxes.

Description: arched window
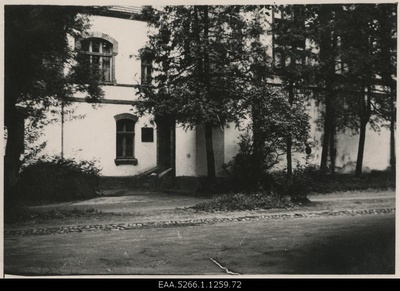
[[79, 32, 118, 83], [114, 114, 138, 165]]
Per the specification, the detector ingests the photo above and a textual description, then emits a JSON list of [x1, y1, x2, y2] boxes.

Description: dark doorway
[[155, 116, 176, 174]]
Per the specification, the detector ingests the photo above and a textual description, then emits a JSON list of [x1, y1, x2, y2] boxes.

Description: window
[[79, 33, 118, 83], [114, 114, 138, 165], [272, 9, 305, 70], [334, 36, 349, 75], [141, 52, 153, 85]]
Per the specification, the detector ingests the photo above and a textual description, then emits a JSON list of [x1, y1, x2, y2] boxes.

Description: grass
[[307, 170, 395, 194], [191, 170, 395, 213], [5, 170, 395, 221], [4, 206, 103, 224]]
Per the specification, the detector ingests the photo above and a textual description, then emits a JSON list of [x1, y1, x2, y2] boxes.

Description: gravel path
[[4, 207, 395, 236]]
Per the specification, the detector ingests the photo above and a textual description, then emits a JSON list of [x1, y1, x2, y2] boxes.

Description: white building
[[36, 6, 392, 184]]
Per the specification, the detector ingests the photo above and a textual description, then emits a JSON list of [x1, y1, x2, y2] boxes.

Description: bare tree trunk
[[251, 96, 264, 189], [205, 122, 216, 180], [389, 87, 396, 174], [203, 5, 216, 181], [286, 83, 294, 176], [355, 120, 367, 176], [320, 104, 330, 172], [355, 85, 371, 176], [329, 104, 337, 175], [318, 9, 337, 175]]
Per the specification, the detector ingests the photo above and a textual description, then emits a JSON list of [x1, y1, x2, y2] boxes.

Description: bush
[[222, 133, 260, 192], [191, 192, 293, 212], [15, 156, 101, 203], [270, 165, 319, 202], [306, 169, 395, 194]]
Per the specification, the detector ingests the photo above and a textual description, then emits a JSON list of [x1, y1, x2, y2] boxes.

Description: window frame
[[77, 32, 118, 84], [141, 51, 153, 85], [114, 114, 138, 166], [272, 10, 306, 71]]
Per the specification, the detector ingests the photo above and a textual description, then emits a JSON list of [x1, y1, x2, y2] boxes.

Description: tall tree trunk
[[318, 8, 337, 174], [203, 5, 216, 181], [355, 85, 371, 176], [286, 83, 294, 176], [205, 122, 216, 180], [389, 86, 396, 174], [329, 99, 337, 175], [355, 120, 367, 176], [252, 97, 263, 188], [320, 92, 337, 174], [320, 114, 330, 172]]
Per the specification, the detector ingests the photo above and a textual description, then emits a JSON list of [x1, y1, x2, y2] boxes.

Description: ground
[[3, 189, 396, 277]]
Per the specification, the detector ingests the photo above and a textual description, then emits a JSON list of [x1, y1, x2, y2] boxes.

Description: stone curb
[[4, 207, 395, 237]]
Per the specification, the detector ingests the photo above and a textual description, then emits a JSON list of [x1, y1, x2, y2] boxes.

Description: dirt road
[[4, 211, 395, 276]]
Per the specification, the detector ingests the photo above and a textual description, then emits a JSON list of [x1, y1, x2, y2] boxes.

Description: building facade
[[36, 6, 392, 179]]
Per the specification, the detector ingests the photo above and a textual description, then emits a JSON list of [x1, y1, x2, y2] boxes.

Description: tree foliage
[[4, 5, 104, 193], [274, 4, 397, 175], [135, 5, 275, 178], [224, 85, 310, 191]]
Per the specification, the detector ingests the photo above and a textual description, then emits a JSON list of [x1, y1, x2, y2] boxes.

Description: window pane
[[92, 39, 100, 53], [125, 120, 135, 132], [92, 55, 100, 67], [102, 57, 112, 81], [116, 134, 123, 157], [117, 120, 124, 132], [125, 134, 134, 157], [81, 39, 90, 52], [102, 41, 112, 54], [116, 119, 135, 158]]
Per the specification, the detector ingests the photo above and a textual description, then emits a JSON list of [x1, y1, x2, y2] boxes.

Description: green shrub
[[306, 169, 395, 194], [15, 156, 101, 203], [270, 165, 318, 202], [191, 192, 293, 212], [222, 133, 260, 192]]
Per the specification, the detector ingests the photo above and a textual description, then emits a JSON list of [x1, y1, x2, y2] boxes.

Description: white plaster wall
[[175, 123, 242, 178], [195, 125, 225, 177], [175, 125, 197, 177], [223, 122, 244, 165], [336, 127, 390, 172], [291, 99, 323, 167], [63, 103, 156, 176], [87, 15, 148, 85], [35, 119, 63, 158], [37, 103, 157, 177], [291, 100, 391, 173], [74, 85, 138, 102]]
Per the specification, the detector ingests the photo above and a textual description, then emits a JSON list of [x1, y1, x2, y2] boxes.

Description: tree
[[270, 5, 317, 175], [374, 4, 397, 174], [334, 4, 397, 176], [4, 6, 104, 196], [286, 4, 396, 176], [135, 5, 263, 180]]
